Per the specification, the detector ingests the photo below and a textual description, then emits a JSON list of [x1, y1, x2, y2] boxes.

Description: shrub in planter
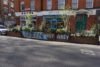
[[56, 28, 66, 34], [48, 28, 56, 33], [11, 25, 22, 33], [22, 26, 33, 32]]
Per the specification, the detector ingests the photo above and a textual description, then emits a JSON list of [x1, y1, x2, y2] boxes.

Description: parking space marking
[[80, 49, 96, 56]]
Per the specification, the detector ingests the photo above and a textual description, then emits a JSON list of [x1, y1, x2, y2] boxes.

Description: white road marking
[[80, 49, 96, 56]]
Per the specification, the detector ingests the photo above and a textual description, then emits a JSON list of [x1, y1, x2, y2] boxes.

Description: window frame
[[58, 0, 65, 9], [20, 1, 25, 11], [72, 0, 79, 9], [86, 0, 94, 8], [47, 0, 52, 10], [30, 0, 35, 10]]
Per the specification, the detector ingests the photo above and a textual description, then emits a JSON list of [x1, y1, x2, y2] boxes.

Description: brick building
[[0, 0, 2, 24], [14, 0, 100, 33], [0, 0, 16, 26]]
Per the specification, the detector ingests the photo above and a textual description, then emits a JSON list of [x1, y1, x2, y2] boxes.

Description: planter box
[[22, 31, 32, 38], [7, 32, 22, 37], [56, 33, 69, 42], [31, 32, 44, 40], [22, 31, 45, 40], [69, 36, 98, 44], [44, 33, 56, 41]]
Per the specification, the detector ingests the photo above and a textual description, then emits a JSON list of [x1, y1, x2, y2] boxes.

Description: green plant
[[22, 26, 34, 32], [11, 25, 22, 32], [56, 28, 66, 34], [25, 14, 33, 27], [74, 30, 96, 37], [48, 28, 56, 33]]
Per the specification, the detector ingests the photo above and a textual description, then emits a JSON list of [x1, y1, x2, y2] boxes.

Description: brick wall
[[42, 0, 47, 10], [78, 0, 86, 8], [14, 0, 20, 12], [35, 0, 41, 11], [94, 0, 100, 8], [14, 0, 99, 12], [86, 15, 97, 30], [69, 16, 76, 32]]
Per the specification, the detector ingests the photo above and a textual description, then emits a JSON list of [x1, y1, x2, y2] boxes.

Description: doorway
[[76, 14, 87, 32]]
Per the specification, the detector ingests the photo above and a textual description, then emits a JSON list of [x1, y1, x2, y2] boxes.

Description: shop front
[[43, 15, 65, 31], [42, 15, 69, 41]]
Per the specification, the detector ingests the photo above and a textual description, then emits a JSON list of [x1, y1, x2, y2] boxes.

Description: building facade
[[14, 0, 100, 33], [0, 0, 16, 26]]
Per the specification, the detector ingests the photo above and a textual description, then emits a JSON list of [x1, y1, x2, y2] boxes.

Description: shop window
[[72, 0, 78, 9], [47, 0, 52, 10], [51, 19, 57, 29], [21, 21, 26, 26], [3, 7, 8, 13], [45, 18, 64, 30], [30, 0, 35, 10], [58, 0, 65, 9], [86, 0, 93, 8]]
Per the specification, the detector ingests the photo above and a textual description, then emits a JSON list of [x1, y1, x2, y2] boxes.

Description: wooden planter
[[7, 32, 22, 37], [69, 36, 98, 44]]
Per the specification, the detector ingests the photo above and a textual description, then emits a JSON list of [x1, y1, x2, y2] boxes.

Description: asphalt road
[[0, 36, 100, 67]]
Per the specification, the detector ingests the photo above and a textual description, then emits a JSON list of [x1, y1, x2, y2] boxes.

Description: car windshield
[[0, 26, 6, 29]]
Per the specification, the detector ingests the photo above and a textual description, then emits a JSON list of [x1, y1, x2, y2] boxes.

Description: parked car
[[0, 25, 9, 35]]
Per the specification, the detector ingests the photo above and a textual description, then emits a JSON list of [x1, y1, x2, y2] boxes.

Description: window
[[20, 1, 25, 11], [30, 0, 35, 10], [86, 0, 93, 8], [3, 0, 8, 5], [47, 0, 52, 10], [3, 7, 8, 13], [11, 2, 14, 8], [72, 0, 78, 9], [58, 0, 65, 9]]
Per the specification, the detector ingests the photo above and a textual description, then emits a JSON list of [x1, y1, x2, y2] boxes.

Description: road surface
[[0, 36, 100, 67]]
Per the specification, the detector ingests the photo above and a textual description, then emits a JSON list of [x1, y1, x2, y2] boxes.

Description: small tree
[[22, 14, 34, 32], [24, 14, 33, 27]]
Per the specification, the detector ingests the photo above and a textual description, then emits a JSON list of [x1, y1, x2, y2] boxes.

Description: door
[[76, 14, 87, 32]]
